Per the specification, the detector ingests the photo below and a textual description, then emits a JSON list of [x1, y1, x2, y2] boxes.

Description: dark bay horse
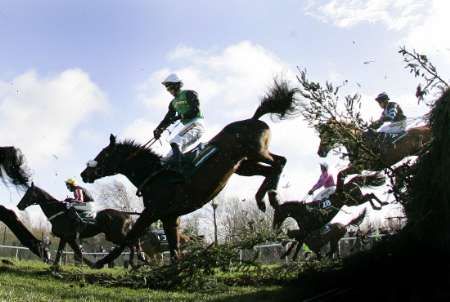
[[0, 146, 30, 189], [271, 173, 383, 259], [80, 80, 300, 267], [17, 184, 148, 267], [317, 119, 431, 192]]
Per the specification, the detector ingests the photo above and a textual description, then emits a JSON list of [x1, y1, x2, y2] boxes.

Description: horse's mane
[[32, 185, 60, 203], [118, 139, 162, 164]]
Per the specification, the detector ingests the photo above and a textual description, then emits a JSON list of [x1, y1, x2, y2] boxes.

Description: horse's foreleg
[[336, 165, 360, 193], [136, 241, 150, 265], [94, 208, 155, 269], [53, 239, 66, 266], [128, 246, 136, 268], [293, 242, 303, 261], [162, 216, 180, 262], [68, 240, 93, 267], [362, 193, 387, 210], [281, 241, 297, 259]]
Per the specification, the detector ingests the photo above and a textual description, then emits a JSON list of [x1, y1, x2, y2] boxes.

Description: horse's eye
[[87, 160, 98, 168]]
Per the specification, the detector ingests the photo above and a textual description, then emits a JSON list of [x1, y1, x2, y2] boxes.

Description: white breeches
[[169, 119, 204, 152], [312, 186, 336, 202], [378, 120, 406, 134]]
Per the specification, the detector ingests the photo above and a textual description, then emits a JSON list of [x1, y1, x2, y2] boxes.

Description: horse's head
[[17, 182, 39, 210], [272, 201, 297, 230], [81, 134, 124, 183], [81, 134, 162, 183], [317, 121, 339, 158]]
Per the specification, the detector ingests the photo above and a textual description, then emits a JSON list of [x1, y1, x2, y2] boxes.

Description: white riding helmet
[[162, 73, 182, 85]]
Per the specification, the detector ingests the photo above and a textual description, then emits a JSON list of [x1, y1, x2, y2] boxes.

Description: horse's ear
[[109, 134, 117, 146], [31, 182, 34, 188]]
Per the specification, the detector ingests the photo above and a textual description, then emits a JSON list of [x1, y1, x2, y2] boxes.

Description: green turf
[[0, 260, 304, 302]]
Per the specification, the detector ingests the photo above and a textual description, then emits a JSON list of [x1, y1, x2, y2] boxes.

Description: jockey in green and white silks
[[370, 92, 406, 134], [153, 73, 204, 162]]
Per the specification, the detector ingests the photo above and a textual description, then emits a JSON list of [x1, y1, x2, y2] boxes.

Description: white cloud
[[0, 69, 107, 168], [305, 0, 428, 30], [404, 0, 450, 58], [137, 41, 293, 121]]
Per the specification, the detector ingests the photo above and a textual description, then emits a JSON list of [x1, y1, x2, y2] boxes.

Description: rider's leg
[[169, 120, 204, 154], [169, 143, 182, 162], [66, 207, 85, 238]]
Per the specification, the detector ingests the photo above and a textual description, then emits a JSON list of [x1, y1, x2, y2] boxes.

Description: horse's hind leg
[[235, 160, 274, 211], [236, 153, 286, 211], [128, 245, 136, 268]]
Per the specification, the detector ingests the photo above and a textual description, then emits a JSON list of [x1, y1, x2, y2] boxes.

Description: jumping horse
[[81, 80, 300, 267], [271, 173, 384, 259], [317, 119, 431, 192]]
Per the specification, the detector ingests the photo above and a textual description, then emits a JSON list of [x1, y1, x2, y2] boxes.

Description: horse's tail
[[349, 173, 385, 188], [251, 79, 300, 120], [0, 147, 31, 189]]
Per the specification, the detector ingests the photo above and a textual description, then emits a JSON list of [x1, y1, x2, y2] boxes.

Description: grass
[[0, 259, 305, 302]]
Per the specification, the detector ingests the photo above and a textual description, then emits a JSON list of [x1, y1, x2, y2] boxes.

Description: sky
[[0, 0, 449, 229]]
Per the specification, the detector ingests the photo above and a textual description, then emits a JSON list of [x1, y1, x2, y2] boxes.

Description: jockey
[[64, 178, 95, 230], [370, 92, 406, 134], [153, 73, 204, 163], [308, 163, 336, 204], [65, 178, 94, 203]]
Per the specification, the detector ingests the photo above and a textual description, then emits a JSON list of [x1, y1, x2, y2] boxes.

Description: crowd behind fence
[[0, 234, 384, 266]]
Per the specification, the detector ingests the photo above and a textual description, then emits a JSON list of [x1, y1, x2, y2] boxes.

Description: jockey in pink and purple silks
[[308, 163, 336, 203]]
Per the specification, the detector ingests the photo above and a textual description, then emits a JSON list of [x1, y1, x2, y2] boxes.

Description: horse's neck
[[120, 155, 161, 188], [35, 190, 64, 218], [283, 203, 306, 222], [342, 129, 362, 159]]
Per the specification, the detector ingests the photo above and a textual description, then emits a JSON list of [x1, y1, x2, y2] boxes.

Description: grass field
[[0, 259, 305, 302]]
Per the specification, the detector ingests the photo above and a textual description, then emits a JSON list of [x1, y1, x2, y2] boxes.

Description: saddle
[[363, 129, 406, 154], [66, 202, 96, 227], [163, 143, 217, 177]]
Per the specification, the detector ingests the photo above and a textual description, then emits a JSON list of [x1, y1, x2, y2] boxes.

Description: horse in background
[[0, 146, 30, 189], [81, 80, 300, 268], [271, 173, 385, 259], [317, 119, 431, 192], [17, 183, 149, 267], [286, 207, 367, 260], [140, 227, 201, 265]]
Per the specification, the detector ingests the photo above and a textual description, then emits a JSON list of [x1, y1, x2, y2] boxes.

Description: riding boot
[[170, 143, 182, 161], [66, 208, 85, 237], [169, 143, 183, 170]]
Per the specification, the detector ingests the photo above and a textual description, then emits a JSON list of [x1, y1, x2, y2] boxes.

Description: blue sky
[[0, 0, 448, 227]]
